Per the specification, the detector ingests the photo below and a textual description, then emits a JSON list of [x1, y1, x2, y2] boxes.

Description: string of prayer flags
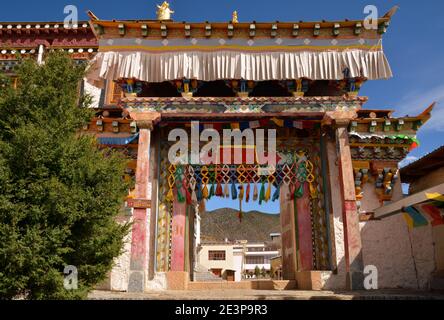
[[271, 117, 284, 127], [403, 206, 429, 229]]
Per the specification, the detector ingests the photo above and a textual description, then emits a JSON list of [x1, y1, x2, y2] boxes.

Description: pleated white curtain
[[87, 50, 392, 86]]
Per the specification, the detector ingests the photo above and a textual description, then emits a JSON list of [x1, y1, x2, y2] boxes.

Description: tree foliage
[[0, 53, 130, 299]]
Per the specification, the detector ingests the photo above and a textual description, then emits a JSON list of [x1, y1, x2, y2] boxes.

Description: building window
[[246, 256, 265, 264], [247, 247, 265, 252], [208, 250, 226, 261]]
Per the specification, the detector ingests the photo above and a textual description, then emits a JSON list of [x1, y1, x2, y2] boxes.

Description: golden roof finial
[[157, 1, 174, 21], [232, 11, 239, 23]]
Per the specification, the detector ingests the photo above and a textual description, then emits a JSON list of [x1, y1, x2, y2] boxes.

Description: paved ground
[[88, 289, 444, 300]]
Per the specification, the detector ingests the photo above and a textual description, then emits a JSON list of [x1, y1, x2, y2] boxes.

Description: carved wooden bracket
[[352, 161, 370, 200], [370, 161, 399, 201], [127, 111, 161, 130]]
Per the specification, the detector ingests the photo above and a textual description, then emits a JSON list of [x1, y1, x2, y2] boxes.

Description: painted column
[[280, 184, 297, 279], [128, 124, 152, 292], [335, 121, 364, 290], [325, 137, 346, 282], [296, 183, 314, 271], [171, 184, 187, 271]]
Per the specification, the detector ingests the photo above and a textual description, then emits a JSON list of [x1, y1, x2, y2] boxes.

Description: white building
[[197, 237, 280, 282]]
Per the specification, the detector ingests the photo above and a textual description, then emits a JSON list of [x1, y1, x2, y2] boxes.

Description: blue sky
[[2, 0, 443, 213]]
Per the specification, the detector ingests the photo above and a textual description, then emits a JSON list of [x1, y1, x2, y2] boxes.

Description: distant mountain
[[201, 208, 280, 242]]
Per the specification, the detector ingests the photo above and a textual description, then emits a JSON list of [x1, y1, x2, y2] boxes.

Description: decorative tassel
[[245, 183, 251, 203], [201, 165, 209, 200], [223, 183, 229, 198], [253, 183, 258, 201], [295, 183, 304, 199], [238, 185, 244, 201], [202, 184, 209, 199], [259, 181, 265, 205], [309, 183, 317, 199], [264, 182, 271, 202], [183, 180, 192, 205], [231, 181, 238, 200], [209, 183, 215, 199], [191, 189, 197, 203], [215, 181, 223, 197], [177, 187, 185, 203], [272, 184, 280, 202], [196, 181, 203, 201], [166, 189, 174, 202], [175, 166, 185, 203]]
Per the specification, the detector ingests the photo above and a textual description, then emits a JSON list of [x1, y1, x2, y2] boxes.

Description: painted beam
[[375, 183, 444, 218]]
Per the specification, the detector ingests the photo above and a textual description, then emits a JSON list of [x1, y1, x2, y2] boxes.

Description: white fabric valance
[[87, 49, 392, 86]]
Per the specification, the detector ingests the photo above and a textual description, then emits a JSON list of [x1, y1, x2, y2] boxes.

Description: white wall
[[359, 181, 436, 289], [198, 244, 235, 274], [233, 254, 243, 282]]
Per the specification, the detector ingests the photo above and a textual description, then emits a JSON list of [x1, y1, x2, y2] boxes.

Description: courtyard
[[88, 289, 444, 300]]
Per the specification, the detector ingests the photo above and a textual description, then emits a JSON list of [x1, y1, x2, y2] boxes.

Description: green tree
[[0, 53, 130, 299], [261, 267, 266, 278], [254, 266, 261, 278]]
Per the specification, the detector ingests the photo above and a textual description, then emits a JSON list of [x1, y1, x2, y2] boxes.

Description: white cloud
[[399, 155, 419, 168], [393, 84, 444, 131]]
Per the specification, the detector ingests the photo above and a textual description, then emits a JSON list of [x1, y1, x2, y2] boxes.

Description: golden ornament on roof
[[157, 1, 174, 21], [232, 11, 239, 23]]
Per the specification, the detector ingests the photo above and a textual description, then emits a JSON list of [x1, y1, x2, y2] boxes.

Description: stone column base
[[128, 270, 145, 292], [346, 271, 365, 290], [295, 271, 332, 291], [166, 271, 189, 290]]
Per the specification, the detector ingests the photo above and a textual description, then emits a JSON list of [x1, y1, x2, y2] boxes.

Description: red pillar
[[128, 126, 152, 292], [280, 184, 297, 279], [336, 122, 364, 290], [171, 197, 186, 271]]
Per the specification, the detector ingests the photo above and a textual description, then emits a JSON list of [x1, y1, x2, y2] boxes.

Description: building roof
[[88, 7, 397, 39], [85, 7, 397, 84], [400, 146, 444, 183], [0, 21, 98, 54]]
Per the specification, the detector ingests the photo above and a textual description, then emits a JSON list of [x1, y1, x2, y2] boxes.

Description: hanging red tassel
[[183, 180, 192, 205], [215, 181, 223, 197]]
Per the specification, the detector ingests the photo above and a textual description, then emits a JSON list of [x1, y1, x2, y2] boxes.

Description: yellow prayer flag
[[271, 117, 284, 127], [403, 213, 414, 230], [426, 193, 444, 202]]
